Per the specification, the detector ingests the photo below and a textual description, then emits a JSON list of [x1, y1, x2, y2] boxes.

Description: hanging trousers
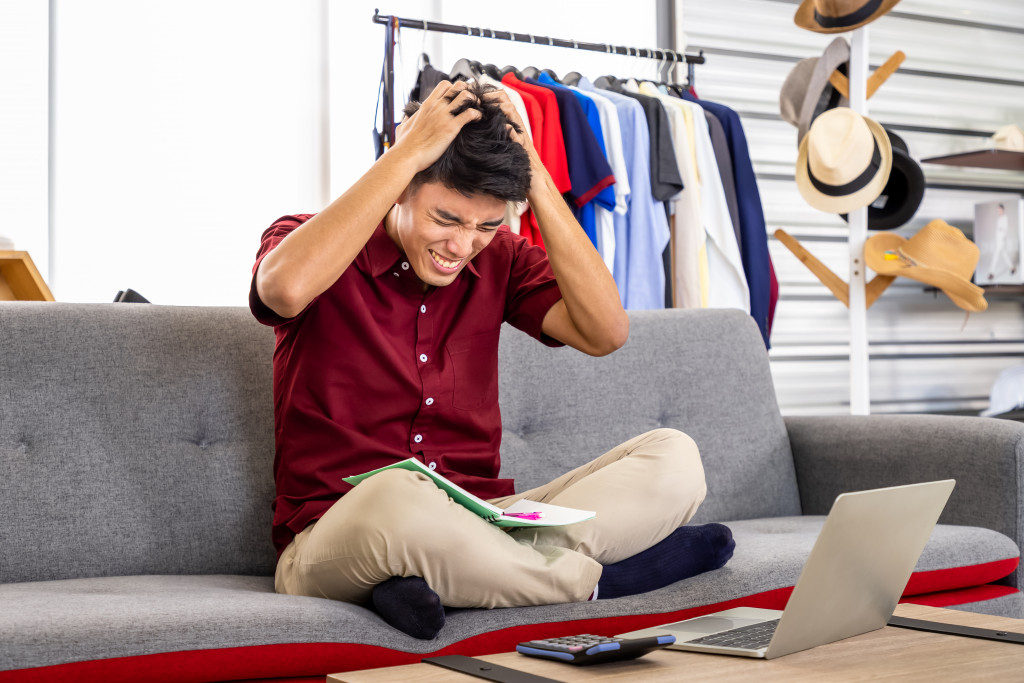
[[274, 427, 707, 609]]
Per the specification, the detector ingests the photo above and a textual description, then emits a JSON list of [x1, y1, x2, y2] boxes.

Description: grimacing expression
[[388, 181, 507, 289]]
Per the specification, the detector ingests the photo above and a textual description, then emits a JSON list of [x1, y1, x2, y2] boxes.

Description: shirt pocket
[[446, 329, 500, 412]]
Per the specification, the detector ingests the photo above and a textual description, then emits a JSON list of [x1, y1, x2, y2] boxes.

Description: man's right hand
[[391, 80, 482, 172], [255, 82, 482, 320]]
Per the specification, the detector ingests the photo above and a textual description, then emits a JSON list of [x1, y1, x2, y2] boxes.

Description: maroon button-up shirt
[[250, 215, 564, 555]]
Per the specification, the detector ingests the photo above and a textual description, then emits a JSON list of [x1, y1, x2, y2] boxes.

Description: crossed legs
[[275, 429, 730, 636]]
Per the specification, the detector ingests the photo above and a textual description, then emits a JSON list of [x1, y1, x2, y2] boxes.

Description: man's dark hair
[[402, 82, 531, 203]]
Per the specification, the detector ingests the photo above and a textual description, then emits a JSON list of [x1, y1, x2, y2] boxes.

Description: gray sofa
[[1, 303, 1021, 682]]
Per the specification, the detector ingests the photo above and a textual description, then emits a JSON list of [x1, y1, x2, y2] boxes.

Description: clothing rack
[[373, 9, 706, 150]]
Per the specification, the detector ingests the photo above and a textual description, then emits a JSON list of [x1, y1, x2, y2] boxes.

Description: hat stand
[[848, 28, 871, 415], [829, 50, 904, 100], [774, 229, 894, 307]]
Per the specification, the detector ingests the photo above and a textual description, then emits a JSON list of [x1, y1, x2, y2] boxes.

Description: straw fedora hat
[[795, 0, 903, 34], [796, 107, 892, 214], [780, 37, 850, 144], [864, 219, 987, 312], [840, 128, 924, 230]]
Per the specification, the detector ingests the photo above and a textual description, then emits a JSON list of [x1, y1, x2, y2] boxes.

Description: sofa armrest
[[786, 414, 1024, 585]]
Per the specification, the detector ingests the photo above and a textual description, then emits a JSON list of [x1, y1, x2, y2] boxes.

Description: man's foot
[[595, 523, 736, 600], [371, 576, 446, 639]]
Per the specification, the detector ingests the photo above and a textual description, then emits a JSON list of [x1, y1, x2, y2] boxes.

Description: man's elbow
[[257, 269, 305, 320], [588, 314, 630, 357]]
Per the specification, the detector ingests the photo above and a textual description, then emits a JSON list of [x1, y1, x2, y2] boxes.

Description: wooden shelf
[[0, 251, 54, 301], [921, 149, 1024, 172]]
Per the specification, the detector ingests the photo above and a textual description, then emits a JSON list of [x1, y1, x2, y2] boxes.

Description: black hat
[[841, 128, 924, 230]]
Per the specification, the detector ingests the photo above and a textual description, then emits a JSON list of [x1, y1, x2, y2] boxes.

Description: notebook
[[617, 479, 955, 659], [343, 457, 596, 528]]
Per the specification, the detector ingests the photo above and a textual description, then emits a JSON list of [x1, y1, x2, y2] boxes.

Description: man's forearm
[[529, 164, 629, 354], [256, 149, 419, 319]]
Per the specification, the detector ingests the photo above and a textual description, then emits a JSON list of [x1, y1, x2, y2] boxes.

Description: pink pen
[[503, 511, 545, 520]]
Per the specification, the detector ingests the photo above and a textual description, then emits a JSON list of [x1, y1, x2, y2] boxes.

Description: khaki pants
[[274, 428, 706, 609]]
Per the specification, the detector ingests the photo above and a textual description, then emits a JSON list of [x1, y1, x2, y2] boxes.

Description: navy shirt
[[683, 93, 773, 348], [527, 76, 616, 248]]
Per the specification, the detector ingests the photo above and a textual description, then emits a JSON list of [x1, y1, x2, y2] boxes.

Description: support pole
[[382, 15, 396, 150], [848, 28, 870, 415]]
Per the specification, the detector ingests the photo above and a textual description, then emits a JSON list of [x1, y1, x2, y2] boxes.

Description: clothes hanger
[[829, 50, 906, 100], [541, 68, 559, 80], [449, 58, 477, 81], [522, 66, 542, 79], [482, 63, 501, 79], [774, 229, 895, 308], [500, 65, 524, 79], [561, 71, 583, 86]]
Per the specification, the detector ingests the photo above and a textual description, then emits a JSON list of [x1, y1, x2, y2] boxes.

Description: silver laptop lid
[[765, 479, 955, 659]]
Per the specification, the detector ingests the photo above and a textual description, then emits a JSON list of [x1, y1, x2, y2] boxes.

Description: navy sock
[[596, 523, 735, 600], [370, 576, 446, 640]]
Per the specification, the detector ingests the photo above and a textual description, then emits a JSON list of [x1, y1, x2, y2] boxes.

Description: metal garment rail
[[372, 9, 706, 150]]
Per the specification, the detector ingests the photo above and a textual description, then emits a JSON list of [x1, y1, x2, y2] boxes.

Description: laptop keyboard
[[687, 619, 781, 650]]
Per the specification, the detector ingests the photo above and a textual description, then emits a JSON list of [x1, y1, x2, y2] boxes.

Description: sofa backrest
[[498, 308, 800, 526], [0, 304, 799, 584], [0, 303, 278, 583]]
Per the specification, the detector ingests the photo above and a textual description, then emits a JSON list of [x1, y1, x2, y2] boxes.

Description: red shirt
[[250, 215, 564, 555], [502, 73, 572, 251]]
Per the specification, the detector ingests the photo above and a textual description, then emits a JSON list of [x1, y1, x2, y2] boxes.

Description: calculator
[[516, 633, 676, 665]]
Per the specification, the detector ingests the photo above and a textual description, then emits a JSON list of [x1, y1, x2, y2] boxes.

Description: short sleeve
[[650, 102, 684, 201], [248, 214, 315, 327], [532, 77, 615, 209], [502, 231, 565, 347]]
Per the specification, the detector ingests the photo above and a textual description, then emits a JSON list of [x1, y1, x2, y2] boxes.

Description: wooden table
[[328, 604, 1024, 682]]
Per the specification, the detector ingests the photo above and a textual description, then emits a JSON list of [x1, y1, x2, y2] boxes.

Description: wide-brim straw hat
[[780, 37, 850, 144], [795, 0, 903, 34], [841, 128, 924, 230], [797, 107, 893, 214], [864, 219, 987, 312]]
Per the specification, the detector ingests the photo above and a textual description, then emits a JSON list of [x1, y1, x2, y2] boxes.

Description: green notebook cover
[[343, 458, 594, 527]]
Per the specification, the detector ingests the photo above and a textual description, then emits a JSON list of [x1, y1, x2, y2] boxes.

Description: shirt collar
[[363, 221, 481, 279]]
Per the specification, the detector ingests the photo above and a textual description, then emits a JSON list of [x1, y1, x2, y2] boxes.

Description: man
[[249, 80, 734, 640]]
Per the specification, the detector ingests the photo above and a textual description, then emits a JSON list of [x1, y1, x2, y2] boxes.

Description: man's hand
[[480, 88, 629, 357], [393, 80, 482, 172], [482, 89, 545, 193]]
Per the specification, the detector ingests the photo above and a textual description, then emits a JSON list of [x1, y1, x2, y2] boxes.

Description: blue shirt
[[529, 75, 616, 249], [581, 78, 670, 310]]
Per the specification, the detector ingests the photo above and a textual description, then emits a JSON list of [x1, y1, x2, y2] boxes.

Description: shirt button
[[401, 262, 410, 270], [414, 434, 423, 443], [428, 462, 437, 470], [419, 353, 428, 363], [420, 305, 427, 314], [425, 397, 434, 406]]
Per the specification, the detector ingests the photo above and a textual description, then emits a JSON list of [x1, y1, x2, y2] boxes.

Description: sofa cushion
[[499, 309, 801, 524], [0, 304, 279, 584], [2, 519, 1016, 681]]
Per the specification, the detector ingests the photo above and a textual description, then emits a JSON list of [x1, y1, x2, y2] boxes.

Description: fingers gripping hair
[[401, 82, 530, 203]]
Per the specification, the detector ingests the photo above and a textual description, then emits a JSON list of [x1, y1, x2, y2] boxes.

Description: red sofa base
[[3, 560, 1018, 683]]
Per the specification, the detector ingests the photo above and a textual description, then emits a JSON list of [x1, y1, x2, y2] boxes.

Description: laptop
[[617, 479, 955, 660]]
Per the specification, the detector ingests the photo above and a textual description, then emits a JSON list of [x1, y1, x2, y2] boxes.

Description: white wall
[[1, 0, 657, 306], [0, 2, 48, 273]]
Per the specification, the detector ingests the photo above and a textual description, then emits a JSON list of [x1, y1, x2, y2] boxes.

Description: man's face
[[387, 181, 506, 289]]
